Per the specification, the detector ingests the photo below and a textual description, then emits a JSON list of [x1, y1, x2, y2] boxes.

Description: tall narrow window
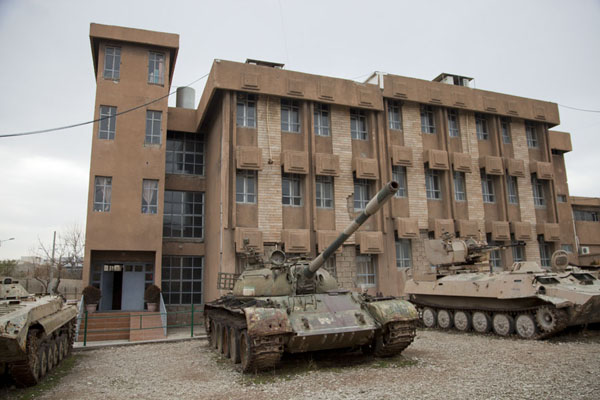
[[350, 109, 368, 140], [453, 171, 466, 201], [142, 179, 159, 214], [314, 103, 330, 136], [356, 255, 376, 287], [475, 113, 489, 140], [166, 132, 205, 175], [354, 178, 370, 211], [99, 106, 117, 140], [487, 235, 502, 270], [163, 191, 204, 239], [281, 99, 301, 133], [161, 256, 203, 305], [94, 176, 112, 212], [148, 52, 165, 85], [526, 121, 538, 148], [511, 234, 525, 262], [103, 46, 121, 80], [481, 170, 495, 203], [447, 109, 460, 137], [501, 117, 512, 144], [282, 173, 302, 206], [145, 110, 162, 145], [392, 166, 407, 198], [425, 169, 441, 200], [531, 174, 545, 207], [507, 175, 519, 204], [315, 176, 334, 208], [236, 93, 256, 128], [420, 105, 436, 134], [388, 101, 402, 130], [539, 236, 550, 268], [395, 239, 412, 268], [236, 170, 257, 204], [323, 257, 337, 278]]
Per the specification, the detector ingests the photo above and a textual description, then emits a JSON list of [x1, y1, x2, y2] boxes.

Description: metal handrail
[[159, 293, 167, 336], [74, 295, 84, 339]]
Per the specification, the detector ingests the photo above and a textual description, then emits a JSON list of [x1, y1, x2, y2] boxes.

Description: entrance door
[[100, 271, 114, 311], [121, 266, 145, 311]]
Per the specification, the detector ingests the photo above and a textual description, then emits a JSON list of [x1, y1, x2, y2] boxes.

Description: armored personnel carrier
[[0, 277, 77, 386], [204, 181, 418, 372], [404, 236, 600, 339]]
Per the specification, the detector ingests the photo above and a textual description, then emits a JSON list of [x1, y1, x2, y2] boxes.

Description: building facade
[[571, 196, 600, 265], [83, 24, 580, 313]]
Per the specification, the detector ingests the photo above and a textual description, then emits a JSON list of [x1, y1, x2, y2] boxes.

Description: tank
[[0, 277, 77, 386], [404, 235, 600, 339], [204, 181, 418, 372]]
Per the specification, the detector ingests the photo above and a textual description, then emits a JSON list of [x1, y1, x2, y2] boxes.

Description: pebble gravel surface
[[14, 329, 600, 400]]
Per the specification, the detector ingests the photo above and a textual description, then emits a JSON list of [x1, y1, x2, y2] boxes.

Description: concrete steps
[[77, 311, 166, 342]]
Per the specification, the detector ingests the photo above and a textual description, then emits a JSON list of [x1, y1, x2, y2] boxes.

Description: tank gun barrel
[[305, 181, 399, 276]]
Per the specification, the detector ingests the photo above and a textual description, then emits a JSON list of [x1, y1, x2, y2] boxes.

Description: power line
[[558, 104, 600, 113], [0, 73, 209, 139]]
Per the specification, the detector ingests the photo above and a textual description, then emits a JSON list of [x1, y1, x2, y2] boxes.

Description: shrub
[[82, 285, 101, 305], [144, 284, 161, 304]]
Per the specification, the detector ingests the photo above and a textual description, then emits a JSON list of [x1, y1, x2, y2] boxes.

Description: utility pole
[[49, 231, 56, 294]]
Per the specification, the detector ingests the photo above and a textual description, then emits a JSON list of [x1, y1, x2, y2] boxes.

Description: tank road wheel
[[57, 337, 65, 362], [472, 312, 492, 333], [38, 346, 48, 378], [239, 330, 257, 373], [436, 310, 453, 329], [216, 323, 224, 354], [48, 339, 58, 368], [222, 324, 230, 358], [209, 320, 218, 349], [515, 314, 537, 339], [535, 306, 566, 334], [9, 331, 41, 387], [453, 311, 472, 332], [492, 313, 515, 336], [229, 327, 241, 364], [422, 307, 437, 328]]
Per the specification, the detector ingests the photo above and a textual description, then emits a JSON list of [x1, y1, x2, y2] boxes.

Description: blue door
[[100, 271, 114, 311], [122, 267, 145, 311]]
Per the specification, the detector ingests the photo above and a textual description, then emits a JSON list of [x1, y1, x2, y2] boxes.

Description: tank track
[[373, 320, 417, 357], [412, 302, 569, 340], [9, 319, 76, 386]]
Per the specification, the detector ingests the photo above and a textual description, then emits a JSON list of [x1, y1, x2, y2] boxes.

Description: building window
[[511, 234, 525, 262], [574, 210, 599, 222], [323, 256, 336, 278], [395, 239, 412, 268], [163, 191, 204, 239], [420, 105, 436, 134], [316, 176, 334, 208], [103, 46, 121, 80], [356, 255, 376, 287], [425, 168, 441, 200], [539, 236, 550, 268], [501, 118, 512, 144], [487, 234, 502, 270], [166, 132, 205, 175], [141, 179, 158, 214], [99, 106, 117, 140], [557, 194, 567, 203], [507, 175, 519, 204], [447, 109, 459, 137], [481, 170, 495, 203], [526, 122, 538, 148], [93, 176, 112, 212], [282, 173, 302, 206], [161, 256, 203, 305], [388, 101, 402, 131], [236, 170, 257, 204], [281, 99, 301, 133], [148, 52, 165, 85], [314, 103, 330, 136], [531, 174, 545, 207], [354, 178, 370, 211], [561, 244, 574, 253], [236, 93, 256, 128], [350, 109, 368, 140], [392, 166, 407, 198], [145, 110, 162, 145], [453, 171, 466, 201], [475, 113, 489, 140]]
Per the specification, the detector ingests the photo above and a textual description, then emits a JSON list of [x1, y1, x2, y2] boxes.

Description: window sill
[[282, 130, 302, 134], [147, 82, 165, 87], [144, 143, 162, 148], [283, 204, 304, 208]]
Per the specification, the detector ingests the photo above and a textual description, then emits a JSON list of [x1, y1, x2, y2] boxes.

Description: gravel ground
[[6, 328, 600, 400]]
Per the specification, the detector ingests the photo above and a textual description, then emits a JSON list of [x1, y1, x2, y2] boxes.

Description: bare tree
[[32, 225, 85, 294]]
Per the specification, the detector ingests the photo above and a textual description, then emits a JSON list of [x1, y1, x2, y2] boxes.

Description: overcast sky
[[0, 0, 599, 260]]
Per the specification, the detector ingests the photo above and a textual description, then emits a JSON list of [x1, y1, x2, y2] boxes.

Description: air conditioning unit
[[580, 246, 590, 255]]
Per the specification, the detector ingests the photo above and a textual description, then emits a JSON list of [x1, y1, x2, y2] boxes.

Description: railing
[[74, 295, 84, 339], [77, 306, 204, 347]]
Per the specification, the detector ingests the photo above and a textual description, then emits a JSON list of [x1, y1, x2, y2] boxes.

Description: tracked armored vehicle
[[204, 181, 418, 372], [0, 277, 77, 386], [404, 236, 600, 339]]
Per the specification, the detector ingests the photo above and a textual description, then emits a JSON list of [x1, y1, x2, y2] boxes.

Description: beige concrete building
[[83, 23, 582, 313], [571, 196, 600, 265]]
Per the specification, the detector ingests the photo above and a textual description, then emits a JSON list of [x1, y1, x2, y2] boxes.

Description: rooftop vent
[[433, 73, 473, 88], [245, 59, 285, 69]]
